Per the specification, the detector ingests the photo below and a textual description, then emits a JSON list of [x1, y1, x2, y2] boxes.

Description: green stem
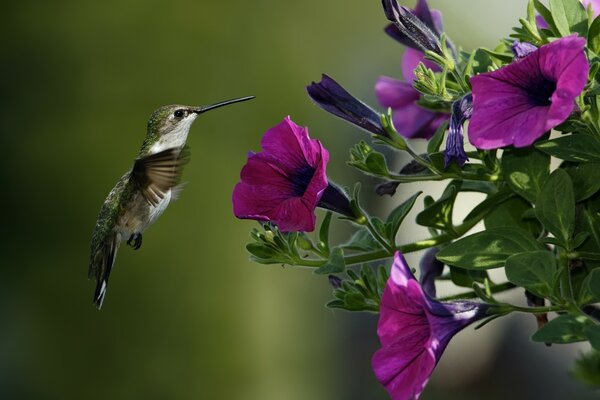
[[387, 171, 500, 184], [559, 250, 576, 305], [294, 208, 487, 268], [450, 69, 470, 93], [508, 304, 565, 314], [438, 282, 516, 301]]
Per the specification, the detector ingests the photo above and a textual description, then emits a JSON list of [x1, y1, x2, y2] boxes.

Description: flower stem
[[438, 282, 517, 301]]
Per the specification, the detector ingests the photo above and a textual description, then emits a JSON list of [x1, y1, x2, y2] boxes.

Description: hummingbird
[[89, 96, 254, 309]]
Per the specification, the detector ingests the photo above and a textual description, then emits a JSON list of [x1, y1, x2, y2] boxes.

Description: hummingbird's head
[[141, 96, 254, 155]]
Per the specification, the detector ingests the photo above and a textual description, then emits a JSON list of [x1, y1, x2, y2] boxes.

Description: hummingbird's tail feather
[[90, 234, 120, 309]]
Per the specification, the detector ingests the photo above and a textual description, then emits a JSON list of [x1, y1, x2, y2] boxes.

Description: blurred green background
[[1, 1, 597, 399]]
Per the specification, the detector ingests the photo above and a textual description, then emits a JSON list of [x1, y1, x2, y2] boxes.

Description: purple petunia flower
[[372, 252, 490, 400], [232, 117, 329, 232], [468, 36, 588, 149], [376, 48, 449, 139]]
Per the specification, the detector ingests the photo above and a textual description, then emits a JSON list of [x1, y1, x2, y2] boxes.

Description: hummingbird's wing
[[131, 146, 190, 206]]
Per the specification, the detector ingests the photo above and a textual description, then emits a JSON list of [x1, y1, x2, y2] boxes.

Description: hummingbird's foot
[[127, 233, 142, 250]]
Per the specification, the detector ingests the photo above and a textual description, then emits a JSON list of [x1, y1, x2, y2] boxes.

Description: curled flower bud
[[307, 74, 386, 137], [382, 0, 443, 56], [444, 93, 473, 168]]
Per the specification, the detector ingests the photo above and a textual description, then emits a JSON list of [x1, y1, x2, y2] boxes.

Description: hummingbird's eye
[[174, 109, 185, 118]]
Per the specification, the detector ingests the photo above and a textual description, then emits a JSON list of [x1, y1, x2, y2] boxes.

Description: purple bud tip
[[444, 93, 472, 168], [511, 40, 538, 59]]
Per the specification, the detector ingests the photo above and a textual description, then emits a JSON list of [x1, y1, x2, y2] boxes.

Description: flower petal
[[468, 36, 588, 149]]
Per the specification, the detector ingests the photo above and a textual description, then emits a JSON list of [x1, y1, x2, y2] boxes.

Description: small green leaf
[[342, 228, 383, 252], [501, 147, 550, 203], [586, 325, 600, 351], [319, 211, 333, 252], [484, 196, 541, 236], [505, 251, 556, 298], [427, 121, 448, 154], [534, 0, 560, 35], [416, 180, 460, 233], [365, 152, 389, 176], [589, 16, 600, 53], [536, 135, 600, 162], [532, 314, 594, 344], [549, 0, 588, 37], [572, 350, 600, 388], [535, 169, 575, 247], [437, 227, 543, 269], [315, 247, 346, 275], [385, 192, 422, 242], [449, 266, 489, 288], [579, 268, 600, 304], [246, 243, 278, 260], [564, 162, 600, 201], [578, 209, 600, 269]]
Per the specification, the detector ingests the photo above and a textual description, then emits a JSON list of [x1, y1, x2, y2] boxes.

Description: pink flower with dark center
[[232, 117, 329, 232], [373, 252, 490, 400], [468, 36, 588, 149]]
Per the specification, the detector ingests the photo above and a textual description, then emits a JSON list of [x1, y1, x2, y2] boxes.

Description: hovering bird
[[89, 96, 254, 309]]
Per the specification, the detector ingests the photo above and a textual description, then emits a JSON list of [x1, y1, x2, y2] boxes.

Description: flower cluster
[[233, 0, 600, 398]]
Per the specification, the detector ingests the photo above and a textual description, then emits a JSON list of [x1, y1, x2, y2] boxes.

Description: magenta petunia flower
[[468, 36, 588, 149], [232, 117, 329, 232], [372, 252, 490, 400], [375, 48, 449, 139]]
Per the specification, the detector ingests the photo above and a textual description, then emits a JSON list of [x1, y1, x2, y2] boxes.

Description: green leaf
[[365, 152, 389, 177], [319, 211, 333, 252], [536, 135, 600, 162], [464, 189, 514, 224], [342, 228, 383, 252], [532, 314, 594, 344], [437, 227, 542, 269], [534, 0, 560, 36], [549, 0, 588, 37], [479, 48, 514, 63], [564, 162, 600, 201], [427, 121, 448, 154], [578, 208, 600, 268], [416, 180, 460, 233], [502, 147, 550, 203], [315, 247, 346, 275], [246, 243, 278, 260], [484, 196, 541, 236], [586, 325, 600, 351], [535, 169, 575, 247], [579, 268, 600, 304], [385, 192, 422, 242], [505, 251, 556, 298], [449, 266, 489, 288], [572, 350, 600, 388], [589, 16, 600, 53]]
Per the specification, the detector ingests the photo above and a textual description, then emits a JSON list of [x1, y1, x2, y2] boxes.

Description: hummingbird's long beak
[[194, 96, 255, 114]]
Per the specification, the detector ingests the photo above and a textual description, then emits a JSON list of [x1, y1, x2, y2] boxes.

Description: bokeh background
[[1, 0, 598, 399]]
